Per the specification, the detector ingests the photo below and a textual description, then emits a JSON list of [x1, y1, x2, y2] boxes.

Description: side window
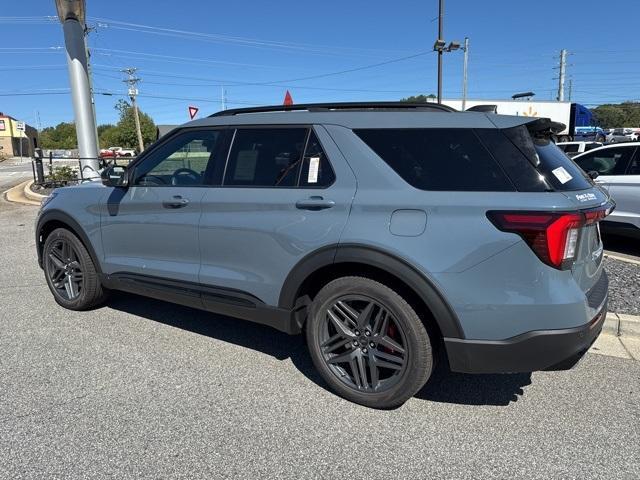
[[574, 147, 634, 176], [627, 153, 640, 175], [223, 128, 307, 187], [299, 130, 335, 188], [134, 129, 225, 186], [355, 128, 514, 191]]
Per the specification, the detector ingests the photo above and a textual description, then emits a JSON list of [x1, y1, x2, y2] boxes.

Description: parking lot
[[0, 198, 638, 478]]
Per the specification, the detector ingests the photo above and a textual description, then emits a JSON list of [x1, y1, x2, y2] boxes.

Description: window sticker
[[552, 166, 573, 184], [308, 157, 320, 184], [234, 150, 258, 181]]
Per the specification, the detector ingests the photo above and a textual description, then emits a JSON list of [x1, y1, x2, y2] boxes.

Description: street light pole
[[462, 37, 469, 111], [54, 0, 100, 178], [437, 0, 444, 103]]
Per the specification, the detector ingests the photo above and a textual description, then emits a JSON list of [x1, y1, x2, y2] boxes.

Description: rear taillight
[[488, 203, 613, 270]]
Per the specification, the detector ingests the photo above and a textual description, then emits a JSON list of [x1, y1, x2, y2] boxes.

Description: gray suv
[[36, 102, 612, 408]]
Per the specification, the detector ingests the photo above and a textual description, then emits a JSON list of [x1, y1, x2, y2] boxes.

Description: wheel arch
[[279, 244, 465, 339], [36, 210, 103, 274]]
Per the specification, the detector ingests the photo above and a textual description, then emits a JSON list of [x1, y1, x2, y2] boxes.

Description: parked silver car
[[606, 128, 638, 143], [574, 143, 640, 238]]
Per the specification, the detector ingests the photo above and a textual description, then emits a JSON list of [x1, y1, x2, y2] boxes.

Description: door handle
[[295, 196, 335, 211], [162, 195, 189, 209]]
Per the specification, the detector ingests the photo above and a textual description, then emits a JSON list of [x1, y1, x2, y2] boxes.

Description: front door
[[100, 128, 228, 283], [198, 125, 357, 306]]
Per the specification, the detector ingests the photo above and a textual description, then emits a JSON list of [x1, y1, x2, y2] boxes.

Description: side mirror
[[101, 165, 129, 188], [587, 170, 599, 180]]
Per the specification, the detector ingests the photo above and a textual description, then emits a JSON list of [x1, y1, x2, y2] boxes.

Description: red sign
[[188, 106, 199, 120], [283, 90, 293, 106]]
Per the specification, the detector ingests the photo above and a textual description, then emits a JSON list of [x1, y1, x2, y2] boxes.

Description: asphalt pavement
[[0, 200, 638, 479], [0, 158, 33, 191]]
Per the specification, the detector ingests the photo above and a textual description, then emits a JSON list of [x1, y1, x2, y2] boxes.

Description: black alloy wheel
[[46, 238, 84, 300], [319, 295, 408, 393]]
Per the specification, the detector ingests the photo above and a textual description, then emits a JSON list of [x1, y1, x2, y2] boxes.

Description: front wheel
[[43, 228, 109, 310], [306, 276, 433, 408]]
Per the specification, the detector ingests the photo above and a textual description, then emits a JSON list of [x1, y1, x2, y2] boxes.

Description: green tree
[[593, 102, 640, 128], [39, 122, 78, 149], [400, 94, 437, 103], [102, 100, 156, 152]]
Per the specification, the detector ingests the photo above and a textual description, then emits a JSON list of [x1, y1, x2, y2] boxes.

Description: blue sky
[[0, 0, 637, 128]]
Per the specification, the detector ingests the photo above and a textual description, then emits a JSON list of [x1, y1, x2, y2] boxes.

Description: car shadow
[[105, 292, 532, 407], [602, 232, 640, 257]]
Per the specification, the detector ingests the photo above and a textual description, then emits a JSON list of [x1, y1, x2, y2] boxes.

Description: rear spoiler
[[466, 104, 498, 113], [526, 118, 566, 138]]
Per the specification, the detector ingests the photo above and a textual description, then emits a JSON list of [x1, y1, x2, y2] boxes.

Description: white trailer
[[441, 99, 593, 142]]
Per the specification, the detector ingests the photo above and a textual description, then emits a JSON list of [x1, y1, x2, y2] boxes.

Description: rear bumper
[[444, 304, 607, 374]]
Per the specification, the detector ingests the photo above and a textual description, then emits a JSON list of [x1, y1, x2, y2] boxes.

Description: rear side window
[[224, 128, 307, 187], [501, 126, 593, 191], [354, 128, 514, 191], [299, 131, 335, 187], [573, 146, 635, 176]]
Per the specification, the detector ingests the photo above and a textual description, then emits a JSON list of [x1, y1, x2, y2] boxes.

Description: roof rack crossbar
[[209, 102, 455, 117]]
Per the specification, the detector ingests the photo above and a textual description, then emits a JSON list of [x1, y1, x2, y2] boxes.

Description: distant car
[[100, 147, 136, 158], [606, 128, 638, 143], [556, 141, 603, 158], [574, 126, 606, 143], [574, 143, 640, 238]]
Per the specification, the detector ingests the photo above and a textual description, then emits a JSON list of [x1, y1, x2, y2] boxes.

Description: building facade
[[0, 113, 38, 158]]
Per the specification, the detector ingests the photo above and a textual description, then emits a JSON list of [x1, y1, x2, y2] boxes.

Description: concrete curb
[[604, 252, 640, 267], [3, 180, 40, 206], [23, 180, 46, 202], [604, 312, 640, 338]]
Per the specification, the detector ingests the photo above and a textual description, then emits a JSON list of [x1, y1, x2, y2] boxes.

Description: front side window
[[224, 128, 308, 187], [355, 128, 514, 191], [133, 129, 225, 186], [574, 147, 635, 176]]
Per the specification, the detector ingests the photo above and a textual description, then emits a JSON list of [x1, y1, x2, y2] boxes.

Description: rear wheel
[[306, 276, 433, 408], [43, 228, 109, 310]]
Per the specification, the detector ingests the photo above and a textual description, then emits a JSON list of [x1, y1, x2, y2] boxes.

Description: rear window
[[354, 128, 514, 191]]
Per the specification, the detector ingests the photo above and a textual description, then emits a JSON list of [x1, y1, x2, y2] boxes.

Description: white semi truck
[[441, 99, 600, 142]]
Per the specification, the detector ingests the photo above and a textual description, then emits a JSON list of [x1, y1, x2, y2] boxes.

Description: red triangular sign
[[283, 90, 293, 106], [188, 106, 199, 120]]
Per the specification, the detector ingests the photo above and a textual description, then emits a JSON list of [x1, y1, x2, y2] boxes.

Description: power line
[[91, 17, 409, 58]]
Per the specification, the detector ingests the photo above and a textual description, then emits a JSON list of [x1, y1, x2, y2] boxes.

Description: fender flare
[[36, 209, 103, 274], [278, 244, 465, 339]]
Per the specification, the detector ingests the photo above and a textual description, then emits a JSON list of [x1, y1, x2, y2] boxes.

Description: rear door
[[198, 125, 356, 306], [607, 150, 640, 227], [573, 145, 635, 192], [100, 128, 228, 283]]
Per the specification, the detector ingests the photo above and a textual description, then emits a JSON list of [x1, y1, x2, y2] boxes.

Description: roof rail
[[209, 102, 456, 117]]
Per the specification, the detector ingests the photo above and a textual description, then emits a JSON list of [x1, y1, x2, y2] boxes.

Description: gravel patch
[[604, 257, 640, 316]]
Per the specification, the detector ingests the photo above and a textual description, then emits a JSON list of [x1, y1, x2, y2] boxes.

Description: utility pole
[[568, 79, 573, 102], [221, 86, 227, 111], [461, 37, 469, 111], [437, 0, 444, 103], [557, 49, 567, 102], [54, 0, 100, 178], [122, 68, 145, 153]]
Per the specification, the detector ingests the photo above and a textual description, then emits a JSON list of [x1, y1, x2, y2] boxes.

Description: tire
[[306, 276, 433, 409], [43, 228, 109, 310]]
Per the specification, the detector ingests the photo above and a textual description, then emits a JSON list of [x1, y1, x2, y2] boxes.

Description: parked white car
[[556, 141, 602, 158], [574, 144, 640, 237]]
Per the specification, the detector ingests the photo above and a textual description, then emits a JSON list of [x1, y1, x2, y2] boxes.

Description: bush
[[49, 165, 78, 182]]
